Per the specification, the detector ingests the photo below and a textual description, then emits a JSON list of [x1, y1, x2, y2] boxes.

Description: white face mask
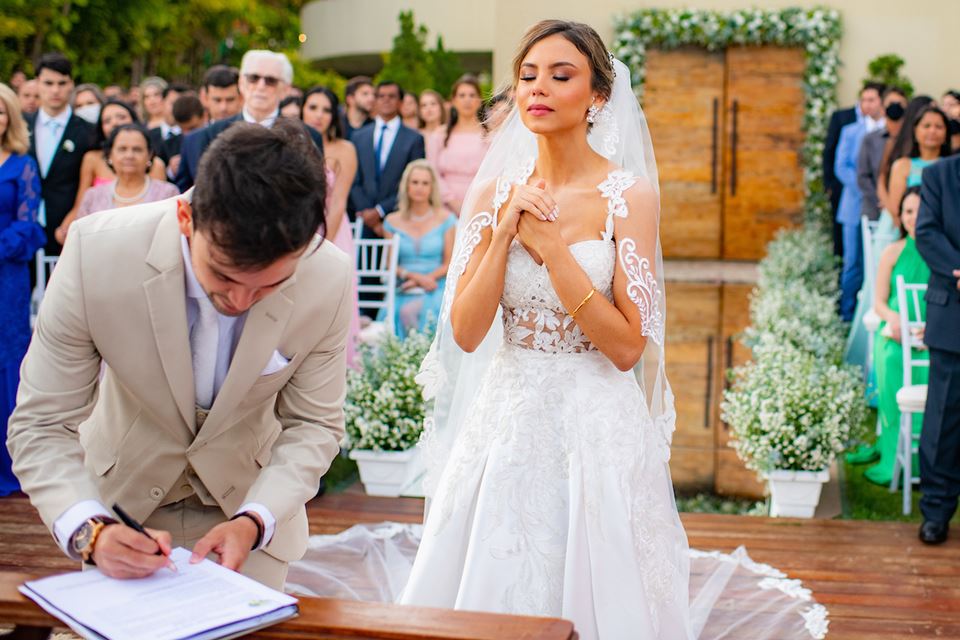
[[75, 104, 101, 124]]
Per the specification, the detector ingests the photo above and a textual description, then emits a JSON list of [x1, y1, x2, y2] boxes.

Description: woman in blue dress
[[0, 84, 46, 496], [378, 160, 456, 338]]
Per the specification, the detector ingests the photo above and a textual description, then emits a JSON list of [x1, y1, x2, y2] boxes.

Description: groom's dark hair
[[192, 120, 326, 268]]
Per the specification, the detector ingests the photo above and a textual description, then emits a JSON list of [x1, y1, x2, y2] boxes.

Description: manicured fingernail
[[190, 553, 201, 563], [167, 561, 178, 572]]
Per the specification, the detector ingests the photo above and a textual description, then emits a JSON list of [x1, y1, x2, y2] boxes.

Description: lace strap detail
[[598, 169, 636, 242], [16, 156, 41, 224], [618, 239, 664, 346]]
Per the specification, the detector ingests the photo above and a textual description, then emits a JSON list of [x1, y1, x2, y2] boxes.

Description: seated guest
[[868, 187, 930, 487], [72, 83, 105, 124], [376, 160, 456, 338], [56, 100, 167, 241], [0, 83, 46, 496], [199, 65, 242, 124], [76, 123, 179, 218], [279, 95, 301, 119]]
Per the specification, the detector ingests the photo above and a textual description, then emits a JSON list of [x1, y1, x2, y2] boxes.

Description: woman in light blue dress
[[379, 160, 457, 338]]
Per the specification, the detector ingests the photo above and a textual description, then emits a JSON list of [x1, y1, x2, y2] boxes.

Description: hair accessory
[[608, 52, 617, 78]]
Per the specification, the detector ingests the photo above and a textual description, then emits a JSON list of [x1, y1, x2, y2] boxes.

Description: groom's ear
[[176, 199, 194, 237]]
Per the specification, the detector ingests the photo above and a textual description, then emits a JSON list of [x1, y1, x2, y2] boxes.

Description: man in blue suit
[[349, 81, 425, 236], [915, 155, 960, 545]]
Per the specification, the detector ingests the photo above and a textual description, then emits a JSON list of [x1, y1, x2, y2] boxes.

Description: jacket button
[[149, 487, 164, 500]]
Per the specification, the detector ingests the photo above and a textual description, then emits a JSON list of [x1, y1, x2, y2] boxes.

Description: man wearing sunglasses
[[175, 50, 323, 192]]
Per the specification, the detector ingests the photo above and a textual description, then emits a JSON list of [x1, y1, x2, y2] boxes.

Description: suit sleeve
[[834, 127, 858, 190], [240, 258, 352, 524], [174, 130, 201, 192], [822, 112, 843, 194], [857, 136, 879, 215], [0, 157, 46, 262], [915, 163, 960, 280], [6, 222, 105, 532], [348, 131, 372, 213]]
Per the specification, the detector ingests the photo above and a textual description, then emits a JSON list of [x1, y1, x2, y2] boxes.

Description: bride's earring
[[586, 101, 600, 124], [589, 102, 620, 157]]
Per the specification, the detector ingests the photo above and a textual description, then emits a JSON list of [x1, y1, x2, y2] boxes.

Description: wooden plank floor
[[2, 491, 958, 639]]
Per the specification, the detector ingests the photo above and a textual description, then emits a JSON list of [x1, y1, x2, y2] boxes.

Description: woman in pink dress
[[426, 76, 489, 216], [303, 86, 361, 367]]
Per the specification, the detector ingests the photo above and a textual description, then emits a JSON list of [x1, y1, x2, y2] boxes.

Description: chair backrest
[[352, 219, 364, 241], [355, 234, 400, 335], [895, 275, 929, 385], [861, 216, 878, 297]]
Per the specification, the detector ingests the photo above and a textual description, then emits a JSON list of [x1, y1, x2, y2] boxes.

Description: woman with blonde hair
[[140, 76, 168, 129], [378, 159, 456, 337], [0, 83, 46, 496]]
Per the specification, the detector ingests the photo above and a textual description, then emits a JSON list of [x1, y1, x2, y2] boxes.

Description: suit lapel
[[26, 114, 38, 162], [143, 211, 195, 432], [381, 127, 407, 184], [196, 285, 295, 443], [45, 116, 79, 178]]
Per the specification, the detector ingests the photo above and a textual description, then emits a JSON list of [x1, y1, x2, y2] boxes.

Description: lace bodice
[[501, 240, 615, 353]]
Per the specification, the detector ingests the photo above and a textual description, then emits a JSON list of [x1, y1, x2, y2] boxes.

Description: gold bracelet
[[570, 288, 596, 319]]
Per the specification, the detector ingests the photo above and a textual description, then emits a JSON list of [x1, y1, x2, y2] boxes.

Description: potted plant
[[343, 330, 433, 496], [721, 335, 867, 517]]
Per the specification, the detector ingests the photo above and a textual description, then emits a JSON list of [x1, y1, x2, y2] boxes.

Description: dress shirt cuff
[[236, 503, 276, 550], [375, 205, 385, 219], [53, 500, 113, 559]]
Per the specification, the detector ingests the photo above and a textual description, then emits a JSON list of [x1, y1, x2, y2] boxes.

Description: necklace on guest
[[111, 177, 151, 205], [409, 208, 433, 223]]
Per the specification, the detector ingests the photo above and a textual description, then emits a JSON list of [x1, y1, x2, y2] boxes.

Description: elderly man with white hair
[[175, 50, 322, 192]]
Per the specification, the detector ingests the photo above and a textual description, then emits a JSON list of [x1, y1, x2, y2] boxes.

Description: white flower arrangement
[[721, 333, 867, 474], [613, 7, 841, 226], [756, 226, 839, 299], [343, 330, 433, 452], [745, 281, 846, 363]]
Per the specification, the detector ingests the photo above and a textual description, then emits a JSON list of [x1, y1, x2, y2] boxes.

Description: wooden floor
[[2, 490, 958, 639]]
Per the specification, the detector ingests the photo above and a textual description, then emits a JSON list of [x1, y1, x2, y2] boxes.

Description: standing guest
[[152, 82, 190, 144], [349, 80, 425, 235], [175, 50, 322, 192], [834, 83, 887, 321], [158, 94, 205, 172], [418, 89, 446, 138], [484, 90, 514, 133], [200, 65, 242, 124], [824, 83, 885, 259], [426, 75, 489, 216], [76, 124, 179, 218], [302, 86, 360, 365], [103, 85, 124, 100], [915, 153, 960, 545], [401, 91, 420, 130], [941, 90, 960, 120], [886, 106, 951, 228], [279, 96, 302, 119], [866, 187, 929, 487], [341, 76, 374, 141], [125, 85, 141, 110], [56, 100, 167, 243], [8, 71, 26, 92], [0, 84, 46, 496], [72, 83, 105, 124], [859, 89, 909, 223], [7, 121, 351, 588], [377, 160, 456, 337], [25, 52, 96, 257], [878, 96, 936, 224], [17, 80, 40, 116], [140, 76, 168, 129]]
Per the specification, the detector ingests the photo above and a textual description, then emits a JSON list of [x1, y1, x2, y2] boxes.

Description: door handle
[[710, 97, 719, 194], [722, 335, 734, 430], [704, 335, 714, 430], [729, 99, 739, 196]]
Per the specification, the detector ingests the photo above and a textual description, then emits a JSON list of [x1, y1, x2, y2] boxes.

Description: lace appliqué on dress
[[618, 238, 664, 347]]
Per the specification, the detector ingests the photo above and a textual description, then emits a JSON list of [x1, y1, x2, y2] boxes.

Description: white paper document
[[20, 547, 298, 640]]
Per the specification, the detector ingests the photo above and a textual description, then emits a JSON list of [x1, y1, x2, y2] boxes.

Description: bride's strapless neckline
[[512, 238, 612, 267]]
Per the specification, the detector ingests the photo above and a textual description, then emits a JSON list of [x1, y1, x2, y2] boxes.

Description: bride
[[398, 20, 691, 638]]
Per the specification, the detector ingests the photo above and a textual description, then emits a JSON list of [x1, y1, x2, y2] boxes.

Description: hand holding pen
[[87, 503, 177, 579]]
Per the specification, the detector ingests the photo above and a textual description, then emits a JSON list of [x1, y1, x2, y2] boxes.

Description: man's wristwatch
[[72, 516, 117, 565]]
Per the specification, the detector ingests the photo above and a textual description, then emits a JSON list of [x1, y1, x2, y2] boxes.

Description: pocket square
[[260, 350, 291, 376]]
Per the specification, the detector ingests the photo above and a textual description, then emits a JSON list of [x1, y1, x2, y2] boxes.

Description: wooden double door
[[645, 46, 806, 260]]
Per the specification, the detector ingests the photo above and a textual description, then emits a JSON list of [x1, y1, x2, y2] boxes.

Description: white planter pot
[[766, 468, 830, 518], [349, 448, 421, 497]]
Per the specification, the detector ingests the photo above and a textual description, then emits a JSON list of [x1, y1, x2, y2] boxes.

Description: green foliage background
[[376, 11, 465, 97]]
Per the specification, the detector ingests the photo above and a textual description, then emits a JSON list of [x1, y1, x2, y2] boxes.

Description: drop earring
[[587, 100, 600, 124]]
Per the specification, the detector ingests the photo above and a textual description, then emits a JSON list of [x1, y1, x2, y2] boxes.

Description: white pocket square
[[260, 350, 291, 376]]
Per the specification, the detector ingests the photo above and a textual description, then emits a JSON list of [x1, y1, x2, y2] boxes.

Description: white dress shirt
[[242, 107, 280, 129], [52, 232, 278, 558], [373, 116, 401, 217], [35, 106, 72, 178]]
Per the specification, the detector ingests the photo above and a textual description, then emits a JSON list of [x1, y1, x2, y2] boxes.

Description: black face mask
[[885, 102, 905, 121], [950, 118, 960, 137]]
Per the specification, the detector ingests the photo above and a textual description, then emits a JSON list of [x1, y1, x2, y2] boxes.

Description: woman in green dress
[[867, 186, 930, 486]]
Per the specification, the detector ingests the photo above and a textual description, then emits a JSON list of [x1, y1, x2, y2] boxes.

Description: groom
[[7, 121, 352, 588]]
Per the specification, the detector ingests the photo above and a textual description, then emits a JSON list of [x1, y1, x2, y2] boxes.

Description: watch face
[[73, 522, 94, 554]]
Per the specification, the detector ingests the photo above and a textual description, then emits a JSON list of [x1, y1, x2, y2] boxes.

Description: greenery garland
[[612, 7, 842, 225]]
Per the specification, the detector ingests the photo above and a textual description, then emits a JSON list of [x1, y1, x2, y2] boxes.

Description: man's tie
[[40, 120, 63, 178], [191, 295, 219, 410], [374, 123, 386, 181]]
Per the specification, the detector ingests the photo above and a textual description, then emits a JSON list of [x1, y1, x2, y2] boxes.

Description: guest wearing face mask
[[72, 84, 105, 124]]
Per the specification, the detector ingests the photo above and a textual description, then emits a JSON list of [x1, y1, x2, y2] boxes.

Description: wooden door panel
[[723, 46, 805, 261], [644, 48, 724, 259]]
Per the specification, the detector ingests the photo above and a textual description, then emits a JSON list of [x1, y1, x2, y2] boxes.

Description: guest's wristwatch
[[72, 516, 117, 565]]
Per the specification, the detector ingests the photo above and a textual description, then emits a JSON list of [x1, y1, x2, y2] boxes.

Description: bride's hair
[[512, 20, 615, 102]]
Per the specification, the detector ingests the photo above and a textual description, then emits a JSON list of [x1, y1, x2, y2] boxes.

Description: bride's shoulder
[[600, 165, 657, 214]]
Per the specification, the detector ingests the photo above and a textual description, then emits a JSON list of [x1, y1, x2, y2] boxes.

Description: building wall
[[302, 0, 958, 102]]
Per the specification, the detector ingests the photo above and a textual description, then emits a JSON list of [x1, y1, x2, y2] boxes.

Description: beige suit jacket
[[7, 195, 352, 562]]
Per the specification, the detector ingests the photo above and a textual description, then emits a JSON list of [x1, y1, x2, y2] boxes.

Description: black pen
[[112, 503, 178, 572]]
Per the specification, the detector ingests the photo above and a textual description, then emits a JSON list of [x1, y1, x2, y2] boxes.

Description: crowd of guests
[[0, 50, 501, 496], [826, 82, 960, 542]]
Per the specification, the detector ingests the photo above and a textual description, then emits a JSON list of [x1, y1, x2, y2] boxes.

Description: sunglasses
[[244, 73, 281, 87]]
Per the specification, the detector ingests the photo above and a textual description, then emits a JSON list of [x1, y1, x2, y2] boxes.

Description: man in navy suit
[[24, 53, 96, 256], [349, 80, 425, 235], [915, 155, 960, 545], [175, 51, 322, 192]]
